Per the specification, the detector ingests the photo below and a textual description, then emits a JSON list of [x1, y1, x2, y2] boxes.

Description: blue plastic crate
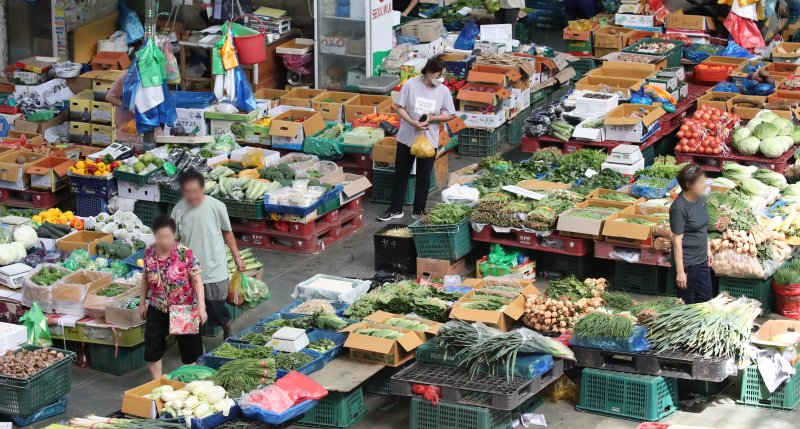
[[198, 343, 269, 369], [275, 349, 325, 378], [242, 399, 318, 426], [305, 329, 347, 364], [278, 300, 349, 317], [3, 396, 66, 425], [69, 173, 117, 198], [264, 186, 343, 216], [76, 195, 109, 217], [162, 404, 242, 429], [124, 249, 145, 271]]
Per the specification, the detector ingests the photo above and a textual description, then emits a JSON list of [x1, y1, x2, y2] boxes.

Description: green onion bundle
[[601, 292, 634, 312], [212, 358, 276, 395], [70, 416, 187, 428], [573, 311, 636, 340]]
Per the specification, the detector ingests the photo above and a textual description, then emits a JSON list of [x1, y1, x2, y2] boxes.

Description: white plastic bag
[[291, 274, 371, 304]]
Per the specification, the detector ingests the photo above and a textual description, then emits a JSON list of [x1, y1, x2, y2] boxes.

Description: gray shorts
[[204, 279, 229, 301]]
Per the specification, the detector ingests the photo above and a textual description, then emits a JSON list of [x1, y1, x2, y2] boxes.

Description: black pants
[[144, 306, 204, 364], [676, 261, 713, 304], [390, 143, 435, 213], [495, 8, 520, 26]]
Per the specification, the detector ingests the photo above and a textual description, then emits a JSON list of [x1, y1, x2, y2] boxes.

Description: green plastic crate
[[410, 218, 473, 260], [739, 359, 800, 410], [530, 87, 552, 108], [415, 341, 463, 366], [159, 185, 182, 205], [508, 107, 530, 145], [410, 395, 542, 429], [88, 343, 146, 376], [340, 141, 374, 154], [317, 197, 341, 216], [201, 303, 245, 337], [371, 167, 436, 205], [718, 276, 773, 315], [577, 368, 679, 421], [222, 197, 265, 220], [0, 346, 75, 416], [457, 124, 507, 157], [614, 262, 664, 295], [569, 58, 598, 82], [297, 388, 367, 428], [114, 168, 160, 185], [363, 364, 407, 396], [538, 252, 592, 279], [133, 201, 165, 228], [623, 38, 685, 68], [443, 135, 459, 152]]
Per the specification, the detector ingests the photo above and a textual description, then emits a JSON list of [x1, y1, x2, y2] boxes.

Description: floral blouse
[[144, 244, 202, 313]]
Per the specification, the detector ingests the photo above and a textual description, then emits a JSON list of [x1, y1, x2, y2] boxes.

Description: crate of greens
[[273, 349, 324, 378], [409, 203, 473, 260], [303, 330, 347, 364], [278, 299, 349, 317], [200, 342, 275, 370]]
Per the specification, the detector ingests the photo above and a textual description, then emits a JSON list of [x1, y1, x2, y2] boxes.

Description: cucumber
[[42, 222, 69, 239]]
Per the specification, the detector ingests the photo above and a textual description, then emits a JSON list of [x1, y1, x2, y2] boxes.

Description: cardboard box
[[604, 103, 665, 143], [602, 52, 668, 70], [364, 310, 443, 341], [517, 179, 571, 192], [449, 289, 527, 331], [411, 38, 445, 59], [13, 109, 68, 135], [122, 378, 186, 418], [311, 91, 358, 122], [586, 61, 657, 80], [281, 88, 327, 108], [7, 130, 43, 146], [751, 320, 800, 350], [575, 75, 644, 96], [269, 109, 326, 147], [765, 62, 800, 77], [80, 70, 125, 100], [416, 257, 466, 279], [563, 26, 594, 57], [457, 110, 506, 129], [27, 156, 73, 192], [733, 97, 794, 120], [342, 322, 424, 366], [83, 282, 137, 319], [434, 152, 448, 187], [666, 13, 714, 31], [165, 107, 209, 137], [697, 92, 737, 112], [69, 89, 94, 122], [557, 200, 630, 238], [615, 13, 656, 28], [400, 19, 443, 43], [440, 53, 475, 77], [476, 257, 536, 279], [52, 271, 113, 316], [587, 188, 644, 203], [56, 231, 113, 255], [276, 38, 315, 55], [573, 118, 606, 142], [602, 213, 661, 246], [15, 57, 55, 74], [254, 88, 289, 117], [91, 99, 115, 125], [91, 124, 115, 146], [344, 95, 392, 123], [773, 42, 800, 64], [371, 137, 398, 164], [468, 65, 522, 86], [0, 150, 40, 190], [321, 172, 372, 204], [91, 51, 131, 71], [474, 40, 507, 54], [457, 83, 511, 111], [105, 295, 144, 327], [69, 122, 93, 145], [593, 26, 635, 57]]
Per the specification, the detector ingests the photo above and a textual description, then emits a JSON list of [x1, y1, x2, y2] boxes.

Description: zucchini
[[42, 222, 69, 239]]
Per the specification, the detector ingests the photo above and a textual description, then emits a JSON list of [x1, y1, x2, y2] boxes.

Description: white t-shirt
[[395, 77, 456, 148]]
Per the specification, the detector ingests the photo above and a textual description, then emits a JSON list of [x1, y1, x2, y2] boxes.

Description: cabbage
[[772, 118, 794, 136], [783, 184, 800, 196], [747, 118, 764, 132], [741, 177, 770, 196], [732, 127, 751, 143], [736, 136, 761, 155], [754, 122, 779, 140], [0, 228, 12, 244], [757, 110, 779, 123], [722, 162, 757, 182], [760, 136, 793, 158], [754, 168, 787, 189], [792, 126, 800, 143], [713, 177, 737, 188]]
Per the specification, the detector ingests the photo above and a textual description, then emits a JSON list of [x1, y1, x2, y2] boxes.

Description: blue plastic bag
[[122, 62, 140, 113], [570, 325, 652, 353], [683, 44, 724, 63], [720, 40, 755, 58], [455, 20, 480, 50], [631, 177, 678, 199], [741, 78, 775, 96], [713, 81, 740, 93], [0, 116, 9, 138], [117, 0, 144, 45], [171, 91, 216, 109], [232, 66, 258, 113], [135, 83, 177, 133], [630, 86, 653, 105]]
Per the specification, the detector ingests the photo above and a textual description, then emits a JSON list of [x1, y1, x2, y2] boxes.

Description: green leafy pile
[[545, 149, 607, 183], [420, 203, 471, 225], [774, 257, 800, 285], [545, 275, 603, 301], [633, 162, 686, 180], [344, 280, 462, 322], [571, 169, 628, 196]]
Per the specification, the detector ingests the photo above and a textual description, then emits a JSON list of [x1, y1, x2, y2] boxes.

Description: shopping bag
[[19, 303, 51, 347], [232, 65, 258, 112], [228, 271, 245, 306], [160, 38, 181, 84], [410, 133, 436, 158]]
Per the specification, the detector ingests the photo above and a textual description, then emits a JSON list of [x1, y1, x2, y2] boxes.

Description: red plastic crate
[[472, 226, 591, 256], [594, 240, 672, 267], [675, 146, 795, 174], [235, 210, 364, 254], [0, 188, 70, 209]]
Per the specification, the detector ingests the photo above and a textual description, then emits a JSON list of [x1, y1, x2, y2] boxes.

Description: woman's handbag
[[168, 304, 200, 335]]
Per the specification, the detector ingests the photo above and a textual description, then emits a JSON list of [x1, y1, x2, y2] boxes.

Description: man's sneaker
[[378, 209, 403, 221], [411, 210, 427, 220]]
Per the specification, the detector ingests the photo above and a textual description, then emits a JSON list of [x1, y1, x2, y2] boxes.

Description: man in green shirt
[[171, 171, 247, 338]]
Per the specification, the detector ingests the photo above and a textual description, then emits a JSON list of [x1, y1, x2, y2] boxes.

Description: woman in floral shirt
[[139, 215, 208, 380]]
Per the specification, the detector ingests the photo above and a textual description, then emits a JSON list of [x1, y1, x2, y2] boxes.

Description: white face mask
[[431, 75, 444, 86]]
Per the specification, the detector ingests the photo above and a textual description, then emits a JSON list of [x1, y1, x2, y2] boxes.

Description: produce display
[[212, 358, 277, 395], [730, 110, 800, 157], [675, 105, 738, 154], [344, 280, 461, 322], [0, 348, 67, 378], [94, 283, 128, 297], [115, 152, 164, 175], [213, 343, 273, 359], [68, 157, 119, 177], [274, 352, 314, 370], [290, 299, 337, 315], [522, 277, 607, 334], [157, 380, 236, 421], [30, 266, 68, 286], [306, 339, 336, 353]]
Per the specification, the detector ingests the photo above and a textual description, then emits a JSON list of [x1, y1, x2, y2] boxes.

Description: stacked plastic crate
[[114, 162, 166, 229]]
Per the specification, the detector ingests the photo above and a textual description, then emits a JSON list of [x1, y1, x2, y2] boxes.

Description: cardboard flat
[[471, 63, 531, 85], [52, 271, 113, 316], [371, 137, 398, 164], [56, 231, 113, 255], [593, 26, 635, 57], [344, 95, 392, 123], [91, 51, 131, 71], [280, 88, 327, 108], [457, 83, 511, 108], [312, 91, 358, 121], [27, 156, 73, 192], [587, 188, 644, 204], [342, 322, 424, 367], [105, 296, 144, 327], [13, 110, 68, 135], [83, 282, 137, 319], [734, 105, 793, 120], [574, 76, 644, 95], [449, 290, 527, 331], [557, 200, 631, 238], [416, 257, 466, 279], [604, 103, 665, 142], [586, 62, 657, 80], [466, 69, 520, 88], [697, 92, 737, 112], [363, 310, 443, 340], [751, 320, 800, 348], [400, 19, 444, 43], [666, 13, 715, 31], [602, 213, 661, 246], [320, 172, 372, 203], [7, 131, 43, 146], [122, 378, 186, 418]]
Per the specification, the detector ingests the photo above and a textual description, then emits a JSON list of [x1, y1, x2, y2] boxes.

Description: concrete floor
[[36, 143, 799, 429]]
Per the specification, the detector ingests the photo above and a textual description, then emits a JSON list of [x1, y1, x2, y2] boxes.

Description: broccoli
[[97, 240, 133, 259], [277, 163, 294, 178]]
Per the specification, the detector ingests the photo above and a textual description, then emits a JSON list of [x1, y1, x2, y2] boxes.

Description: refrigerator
[[315, 0, 394, 90]]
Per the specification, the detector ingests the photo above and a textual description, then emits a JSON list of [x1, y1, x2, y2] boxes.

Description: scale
[[86, 143, 135, 162], [0, 263, 32, 289], [602, 144, 645, 176]]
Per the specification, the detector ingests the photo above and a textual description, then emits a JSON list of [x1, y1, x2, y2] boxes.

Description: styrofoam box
[[458, 110, 507, 129], [230, 146, 281, 167], [602, 158, 645, 176], [0, 322, 26, 354], [480, 24, 513, 50], [573, 118, 606, 142], [575, 92, 620, 117], [117, 182, 160, 202]]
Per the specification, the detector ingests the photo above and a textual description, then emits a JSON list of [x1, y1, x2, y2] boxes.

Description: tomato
[[677, 131, 685, 138]]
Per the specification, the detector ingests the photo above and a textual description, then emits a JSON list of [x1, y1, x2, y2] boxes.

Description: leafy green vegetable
[[420, 203, 471, 225]]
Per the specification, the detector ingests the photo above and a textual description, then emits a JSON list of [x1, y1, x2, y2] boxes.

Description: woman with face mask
[[669, 164, 713, 304], [378, 57, 456, 222]]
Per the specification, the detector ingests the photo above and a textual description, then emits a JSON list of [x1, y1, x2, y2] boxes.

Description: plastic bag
[[545, 375, 579, 404], [135, 82, 177, 133], [454, 20, 479, 51], [159, 38, 181, 84], [570, 325, 652, 352], [724, 13, 765, 51], [487, 244, 521, 268], [167, 365, 217, 382], [741, 78, 775, 96], [232, 66, 258, 113], [172, 91, 216, 109], [117, 0, 144, 44], [631, 177, 678, 199], [240, 371, 328, 424], [19, 303, 51, 347], [304, 134, 343, 160], [630, 86, 653, 105], [713, 81, 740, 93], [291, 275, 370, 304], [410, 134, 435, 158], [242, 148, 266, 168], [282, 53, 314, 75], [22, 263, 73, 312], [684, 43, 724, 64], [228, 271, 245, 306], [711, 250, 786, 279], [442, 184, 480, 207]]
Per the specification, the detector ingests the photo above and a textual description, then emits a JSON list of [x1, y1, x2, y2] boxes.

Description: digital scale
[[0, 263, 32, 289], [602, 144, 645, 176], [86, 143, 135, 162]]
